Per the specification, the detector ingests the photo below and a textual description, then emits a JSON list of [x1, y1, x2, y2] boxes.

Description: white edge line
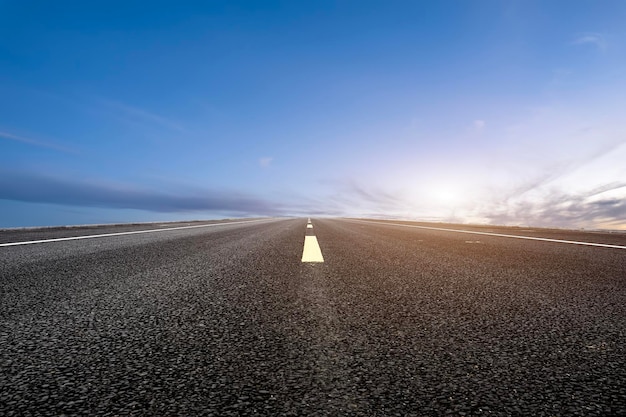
[[0, 219, 271, 247], [351, 219, 626, 250]]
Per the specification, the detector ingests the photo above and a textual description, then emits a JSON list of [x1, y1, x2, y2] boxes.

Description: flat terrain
[[1, 218, 625, 416]]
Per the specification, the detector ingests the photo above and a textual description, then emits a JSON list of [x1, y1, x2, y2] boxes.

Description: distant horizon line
[[1, 216, 624, 234]]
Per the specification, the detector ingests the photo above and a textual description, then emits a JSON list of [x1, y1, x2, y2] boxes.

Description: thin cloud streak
[[0, 130, 77, 154], [572, 32, 607, 50], [98, 99, 188, 132], [321, 180, 410, 215], [498, 139, 626, 203]]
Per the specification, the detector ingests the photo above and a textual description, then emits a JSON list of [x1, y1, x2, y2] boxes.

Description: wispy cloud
[[312, 179, 413, 217], [0, 171, 280, 216], [98, 99, 187, 132], [473, 119, 486, 130], [498, 139, 626, 203], [340, 182, 407, 211], [483, 185, 626, 229], [469, 139, 626, 229], [259, 157, 273, 168], [0, 130, 77, 154], [572, 32, 607, 50]]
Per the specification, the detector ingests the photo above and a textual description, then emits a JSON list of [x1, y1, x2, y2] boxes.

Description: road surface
[[1, 218, 625, 416]]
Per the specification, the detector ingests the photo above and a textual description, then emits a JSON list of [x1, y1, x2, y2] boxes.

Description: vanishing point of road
[[1, 218, 625, 416]]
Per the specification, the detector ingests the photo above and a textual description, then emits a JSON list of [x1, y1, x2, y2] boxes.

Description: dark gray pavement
[[1, 218, 625, 416]]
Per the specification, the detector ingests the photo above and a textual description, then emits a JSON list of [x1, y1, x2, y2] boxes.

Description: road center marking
[[352, 219, 626, 250], [302, 220, 324, 262], [0, 219, 270, 247], [302, 236, 324, 262]]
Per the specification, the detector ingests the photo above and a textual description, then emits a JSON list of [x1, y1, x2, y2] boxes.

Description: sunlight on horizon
[[0, 2, 624, 230]]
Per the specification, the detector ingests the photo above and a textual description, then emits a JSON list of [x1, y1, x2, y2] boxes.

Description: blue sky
[[1, 0, 625, 229]]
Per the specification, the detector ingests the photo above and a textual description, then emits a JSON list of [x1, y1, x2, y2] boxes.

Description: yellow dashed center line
[[302, 219, 324, 262], [302, 236, 325, 262]]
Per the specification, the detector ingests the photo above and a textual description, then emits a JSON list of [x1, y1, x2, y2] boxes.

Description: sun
[[426, 183, 466, 207]]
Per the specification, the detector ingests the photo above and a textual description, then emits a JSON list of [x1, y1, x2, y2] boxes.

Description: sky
[[1, 0, 626, 229]]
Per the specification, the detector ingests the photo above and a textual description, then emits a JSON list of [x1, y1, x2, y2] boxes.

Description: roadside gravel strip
[[1, 218, 625, 416]]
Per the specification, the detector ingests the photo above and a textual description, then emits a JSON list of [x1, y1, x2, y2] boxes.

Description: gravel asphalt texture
[[1, 217, 625, 416]]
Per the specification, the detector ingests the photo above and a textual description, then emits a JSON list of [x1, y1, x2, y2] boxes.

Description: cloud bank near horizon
[[0, 171, 282, 217], [1, 170, 625, 230]]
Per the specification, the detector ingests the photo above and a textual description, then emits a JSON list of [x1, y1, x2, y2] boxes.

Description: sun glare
[[427, 183, 466, 207]]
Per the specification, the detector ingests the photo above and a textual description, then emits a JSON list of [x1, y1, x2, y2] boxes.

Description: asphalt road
[[1, 218, 625, 416]]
